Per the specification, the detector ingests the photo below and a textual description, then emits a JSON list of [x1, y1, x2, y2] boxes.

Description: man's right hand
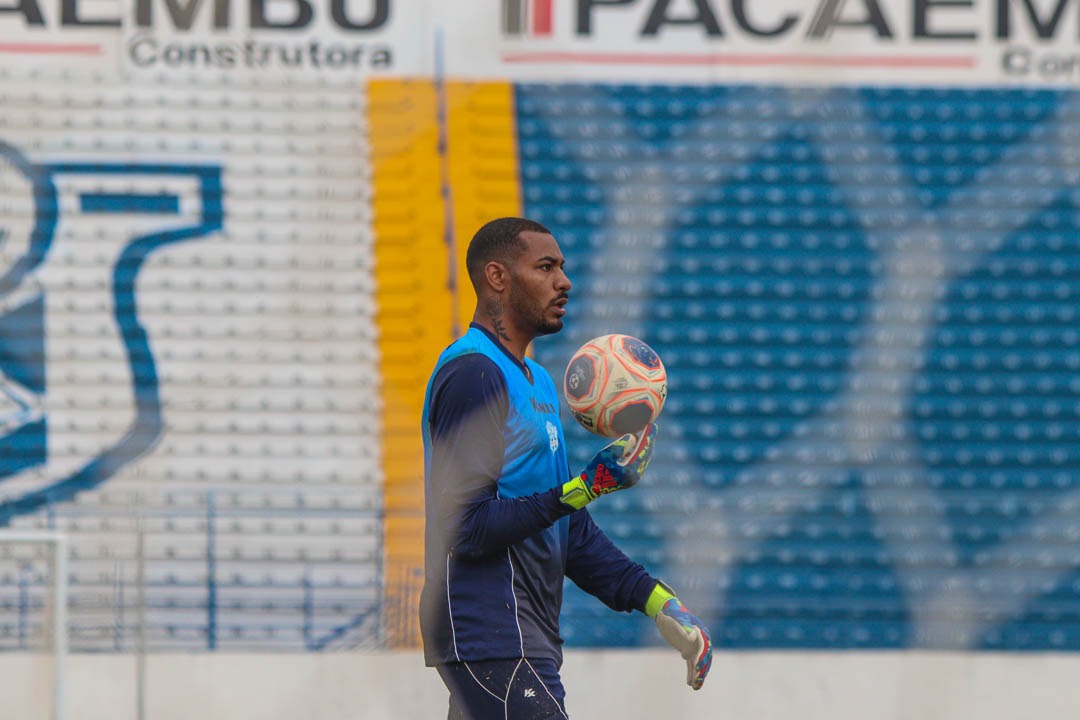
[[559, 423, 657, 510]]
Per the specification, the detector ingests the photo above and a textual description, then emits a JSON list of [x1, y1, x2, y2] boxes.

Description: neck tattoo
[[486, 299, 512, 343], [492, 317, 511, 343]]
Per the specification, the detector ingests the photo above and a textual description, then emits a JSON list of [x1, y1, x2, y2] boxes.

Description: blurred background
[[2, 1, 1080, 718]]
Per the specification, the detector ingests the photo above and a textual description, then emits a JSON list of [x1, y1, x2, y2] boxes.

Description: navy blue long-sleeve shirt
[[419, 325, 656, 666]]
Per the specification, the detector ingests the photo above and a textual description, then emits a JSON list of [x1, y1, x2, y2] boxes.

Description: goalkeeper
[[420, 218, 712, 719]]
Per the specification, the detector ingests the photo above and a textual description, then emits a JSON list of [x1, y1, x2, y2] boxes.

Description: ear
[[484, 260, 508, 293]]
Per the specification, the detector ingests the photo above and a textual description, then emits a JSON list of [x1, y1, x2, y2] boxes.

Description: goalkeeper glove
[[559, 424, 657, 510], [646, 581, 712, 691]]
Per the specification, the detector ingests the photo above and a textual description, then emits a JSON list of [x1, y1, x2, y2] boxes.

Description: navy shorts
[[436, 657, 568, 719]]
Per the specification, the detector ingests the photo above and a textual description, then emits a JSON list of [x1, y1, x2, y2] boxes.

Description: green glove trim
[[645, 580, 678, 618], [559, 475, 596, 510]]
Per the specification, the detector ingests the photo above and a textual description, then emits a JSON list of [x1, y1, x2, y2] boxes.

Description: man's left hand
[[647, 581, 713, 690]]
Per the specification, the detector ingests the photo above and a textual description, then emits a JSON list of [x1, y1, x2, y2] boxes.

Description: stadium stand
[[0, 73, 380, 651], [520, 83, 1080, 650], [2, 76, 1079, 655]]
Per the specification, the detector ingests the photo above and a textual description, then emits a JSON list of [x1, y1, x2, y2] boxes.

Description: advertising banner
[[0, 0, 431, 81], [6, 2, 1079, 87], [442, 0, 1080, 87]]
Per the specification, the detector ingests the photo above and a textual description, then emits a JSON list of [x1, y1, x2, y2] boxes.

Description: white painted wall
[[2, 650, 1079, 720]]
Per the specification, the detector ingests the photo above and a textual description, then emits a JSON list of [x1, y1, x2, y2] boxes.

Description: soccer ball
[[563, 334, 667, 438]]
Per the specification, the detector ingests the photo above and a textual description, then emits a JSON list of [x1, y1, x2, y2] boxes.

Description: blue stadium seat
[[522, 82, 1080, 651]]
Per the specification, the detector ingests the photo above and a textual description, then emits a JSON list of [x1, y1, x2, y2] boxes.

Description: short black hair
[[465, 217, 551, 288]]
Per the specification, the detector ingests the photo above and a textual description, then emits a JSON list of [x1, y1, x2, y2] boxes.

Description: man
[[420, 217, 712, 719]]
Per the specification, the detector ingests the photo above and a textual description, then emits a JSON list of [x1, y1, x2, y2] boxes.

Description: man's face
[[506, 231, 572, 337]]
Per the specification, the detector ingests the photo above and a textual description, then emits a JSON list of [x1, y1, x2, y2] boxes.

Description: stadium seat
[[519, 82, 1080, 650]]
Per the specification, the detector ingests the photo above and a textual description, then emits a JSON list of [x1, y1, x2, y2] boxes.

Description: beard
[[509, 283, 563, 336]]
